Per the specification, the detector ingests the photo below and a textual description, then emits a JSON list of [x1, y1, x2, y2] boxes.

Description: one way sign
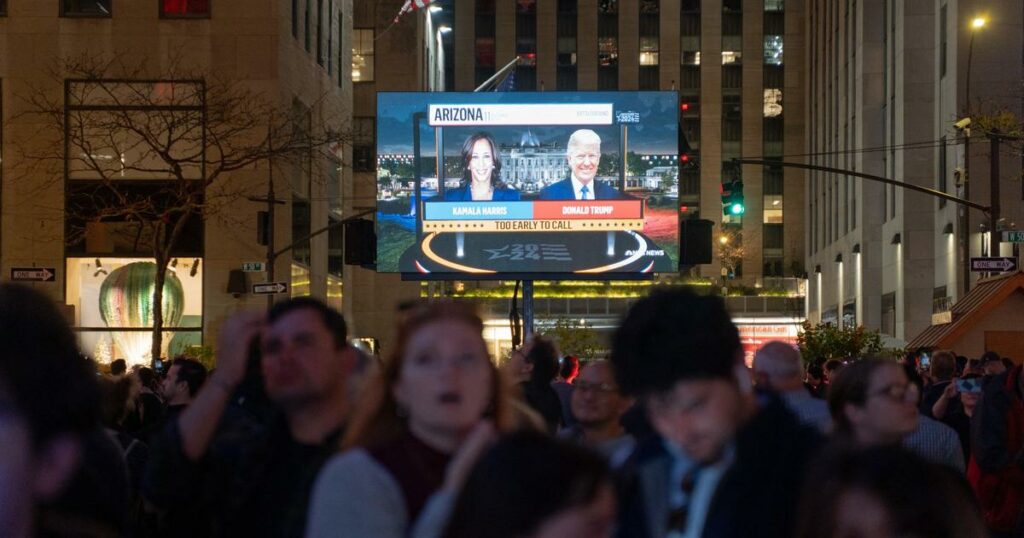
[[10, 267, 56, 282], [252, 282, 288, 295], [970, 257, 1018, 272]]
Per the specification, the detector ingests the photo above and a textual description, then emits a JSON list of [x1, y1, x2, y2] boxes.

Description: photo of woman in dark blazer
[[443, 132, 520, 201]]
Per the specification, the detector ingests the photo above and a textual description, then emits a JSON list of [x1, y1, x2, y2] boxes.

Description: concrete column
[[537, 0, 557, 90], [618, 0, 639, 89], [454, 0, 474, 90]]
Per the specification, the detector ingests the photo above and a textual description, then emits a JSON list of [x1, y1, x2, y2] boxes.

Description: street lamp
[[959, 14, 988, 295], [719, 235, 729, 245]]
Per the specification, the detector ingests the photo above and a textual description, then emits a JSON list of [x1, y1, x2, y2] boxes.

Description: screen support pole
[[413, 113, 425, 239], [523, 280, 535, 339]]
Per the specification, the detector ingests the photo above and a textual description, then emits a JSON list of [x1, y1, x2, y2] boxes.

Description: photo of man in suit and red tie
[[539, 129, 625, 201]]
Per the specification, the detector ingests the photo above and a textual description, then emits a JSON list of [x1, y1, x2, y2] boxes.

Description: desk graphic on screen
[[375, 92, 680, 277]]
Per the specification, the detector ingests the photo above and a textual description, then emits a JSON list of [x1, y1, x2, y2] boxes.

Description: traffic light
[[678, 125, 698, 171], [721, 180, 745, 216]]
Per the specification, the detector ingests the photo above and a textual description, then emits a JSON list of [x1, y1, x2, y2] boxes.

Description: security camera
[[954, 118, 972, 131]]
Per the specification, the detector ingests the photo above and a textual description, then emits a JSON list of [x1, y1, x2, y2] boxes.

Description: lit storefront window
[[67, 257, 203, 367]]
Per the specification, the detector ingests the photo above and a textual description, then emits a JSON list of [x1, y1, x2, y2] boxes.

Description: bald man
[[753, 342, 832, 433]]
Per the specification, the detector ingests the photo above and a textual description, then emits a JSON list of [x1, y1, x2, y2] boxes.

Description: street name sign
[[10, 267, 56, 282], [970, 257, 1018, 272], [252, 282, 288, 295], [242, 262, 266, 272], [1003, 231, 1024, 243]]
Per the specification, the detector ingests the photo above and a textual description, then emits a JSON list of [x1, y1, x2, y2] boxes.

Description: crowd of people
[[1, 281, 1022, 538]]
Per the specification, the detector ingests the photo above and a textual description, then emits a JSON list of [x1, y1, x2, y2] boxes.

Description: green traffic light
[[730, 203, 745, 215]]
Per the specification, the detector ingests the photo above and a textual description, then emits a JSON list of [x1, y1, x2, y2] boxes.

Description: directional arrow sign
[[970, 257, 1018, 272], [252, 282, 288, 295], [10, 267, 56, 282]]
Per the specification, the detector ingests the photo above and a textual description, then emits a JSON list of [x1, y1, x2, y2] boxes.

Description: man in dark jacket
[[144, 298, 358, 538], [611, 289, 820, 538]]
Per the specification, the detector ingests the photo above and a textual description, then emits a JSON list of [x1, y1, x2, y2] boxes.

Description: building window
[[557, 0, 578, 90], [598, 0, 618, 90], [352, 29, 374, 82], [638, 0, 659, 90], [305, 0, 312, 51], [764, 196, 783, 224], [598, 37, 619, 67], [352, 116, 375, 172], [66, 257, 203, 367], [764, 35, 783, 65], [639, 37, 659, 66], [939, 4, 947, 78], [293, 0, 299, 37], [327, 0, 333, 74], [0, 0, 6, 15], [328, 216, 344, 280], [939, 136, 947, 208], [161, 0, 209, 17], [764, 223, 784, 249], [764, 88, 783, 118], [722, 97, 741, 143], [475, 0, 496, 87], [842, 300, 856, 327], [515, 0, 538, 90], [63, 0, 112, 16], [292, 196, 311, 267], [342, 10, 350, 85], [317, 0, 325, 65], [723, 64, 742, 89], [881, 292, 896, 336], [764, 222, 784, 277], [681, 19, 700, 100]]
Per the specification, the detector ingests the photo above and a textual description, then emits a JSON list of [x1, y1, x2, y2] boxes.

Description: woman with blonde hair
[[306, 301, 518, 538]]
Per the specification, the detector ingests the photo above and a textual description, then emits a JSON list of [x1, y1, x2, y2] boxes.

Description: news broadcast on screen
[[375, 91, 680, 277]]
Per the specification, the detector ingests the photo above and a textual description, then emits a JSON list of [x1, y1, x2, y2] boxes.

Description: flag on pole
[[393, 0, 434, 23], [495, 66, 516, 92]]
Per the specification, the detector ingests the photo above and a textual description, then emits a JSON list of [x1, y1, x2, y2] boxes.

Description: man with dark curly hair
[[612, 288, 820, 538]]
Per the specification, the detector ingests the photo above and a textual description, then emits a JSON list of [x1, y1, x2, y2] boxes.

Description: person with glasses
[[827, 358, 920, 448], [559, 361, 635, 461], [539, 129, 624, 200]]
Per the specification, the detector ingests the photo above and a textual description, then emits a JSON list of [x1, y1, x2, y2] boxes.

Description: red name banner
[[532, 200, 644, 220]]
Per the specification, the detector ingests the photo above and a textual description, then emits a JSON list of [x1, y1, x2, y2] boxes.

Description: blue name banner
[[424, 201, 535, 221]]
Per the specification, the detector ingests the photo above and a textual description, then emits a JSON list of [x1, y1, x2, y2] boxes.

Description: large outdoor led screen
[[375, 92, 679, 276]]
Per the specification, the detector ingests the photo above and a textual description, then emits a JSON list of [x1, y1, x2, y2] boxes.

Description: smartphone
[[919, 353, 931, 368], [956, 378, 983, 394]]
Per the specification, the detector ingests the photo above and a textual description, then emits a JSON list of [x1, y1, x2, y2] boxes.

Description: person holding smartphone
[[933, 373, 984, 462], [920, 350, 961, 421]]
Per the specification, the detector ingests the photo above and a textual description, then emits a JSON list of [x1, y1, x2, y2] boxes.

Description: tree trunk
[[151, 256, 167, 367]]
